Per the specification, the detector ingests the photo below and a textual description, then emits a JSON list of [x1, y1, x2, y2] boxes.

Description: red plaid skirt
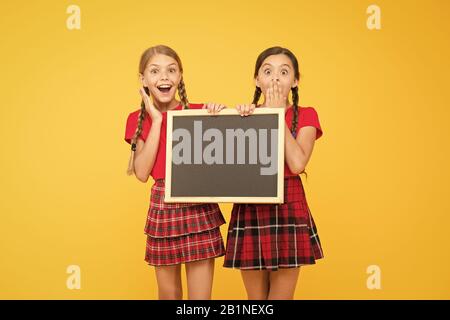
[[223, 176, 324, 271], [145, 179, 226, 266]]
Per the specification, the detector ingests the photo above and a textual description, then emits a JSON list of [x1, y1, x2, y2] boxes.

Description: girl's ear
[[255, 77, 260, 88], [292, 78, 299, 89]]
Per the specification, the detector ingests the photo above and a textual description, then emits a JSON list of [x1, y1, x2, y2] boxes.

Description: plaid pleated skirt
[[144, 179, 226, 266], [224, 175, 324, 271]]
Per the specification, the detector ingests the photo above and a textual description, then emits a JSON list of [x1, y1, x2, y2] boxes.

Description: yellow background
[[1, 0, 449, 299]]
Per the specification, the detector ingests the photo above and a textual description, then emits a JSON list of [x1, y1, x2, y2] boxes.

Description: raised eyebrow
[[261, 63, 291, 69], [148, 63, 178, 68]]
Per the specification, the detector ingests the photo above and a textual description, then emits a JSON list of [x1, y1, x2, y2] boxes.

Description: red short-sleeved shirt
[[124, 103, 204, 180], [284, 105, 323, 176]]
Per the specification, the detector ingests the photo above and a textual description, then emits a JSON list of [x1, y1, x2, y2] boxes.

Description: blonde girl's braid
[[178, 77, 190, 109], [126, 87, 148, 175]]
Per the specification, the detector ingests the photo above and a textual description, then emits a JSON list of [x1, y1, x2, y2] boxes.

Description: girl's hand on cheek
[[140, 87, 162, 122]]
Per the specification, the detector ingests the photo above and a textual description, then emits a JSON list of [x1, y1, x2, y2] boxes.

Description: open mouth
[[157, 84, 172, 93]]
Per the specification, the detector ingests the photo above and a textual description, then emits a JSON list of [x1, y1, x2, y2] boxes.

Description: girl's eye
[[281, 69, 288, 75], [169, 68, 176, 73], [150, 69, 158, 74], [263, 69, 271, 75]]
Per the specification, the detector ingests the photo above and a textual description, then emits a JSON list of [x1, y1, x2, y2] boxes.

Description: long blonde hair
[[127, 45, 190, 176]]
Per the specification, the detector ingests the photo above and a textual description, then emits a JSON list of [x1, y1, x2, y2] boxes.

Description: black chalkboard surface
[[165, 108, 285, 203]]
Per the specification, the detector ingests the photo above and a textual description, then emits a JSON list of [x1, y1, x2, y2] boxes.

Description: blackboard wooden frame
[[165, 108, 285, 203]]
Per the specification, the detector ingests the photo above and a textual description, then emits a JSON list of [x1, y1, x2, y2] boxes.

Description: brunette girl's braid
[[252, 86, 262, 106], [126, 87, 149, 175], [178, 77, 190, 110], [291, 86, 299, 137], [290, 85, 307, 180]]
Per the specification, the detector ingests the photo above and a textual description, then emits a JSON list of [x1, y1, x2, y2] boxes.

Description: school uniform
[[223, 105, 324, 271], [124, 103, 226, 266]]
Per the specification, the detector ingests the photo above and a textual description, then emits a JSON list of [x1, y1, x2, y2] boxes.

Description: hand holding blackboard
[[236, 104, 256, 117], [203, 102, 226, 115]]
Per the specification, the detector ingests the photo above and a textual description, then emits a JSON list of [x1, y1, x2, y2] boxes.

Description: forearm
[[284, 126, 306, 174], [134, 119, 162, 181]]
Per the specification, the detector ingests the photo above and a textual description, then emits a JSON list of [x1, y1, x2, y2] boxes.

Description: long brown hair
[[252, 46, 308, 180], [127, 45, 189, 176]]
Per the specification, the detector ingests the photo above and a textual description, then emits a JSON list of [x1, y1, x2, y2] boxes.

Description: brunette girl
[[223, 46, 324, 300]]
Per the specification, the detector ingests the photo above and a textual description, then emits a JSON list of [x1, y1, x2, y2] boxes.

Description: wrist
[[152, 117, 163, 124]]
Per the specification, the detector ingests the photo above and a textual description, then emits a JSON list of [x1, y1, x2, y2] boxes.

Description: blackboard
[[165, 108, 285, 203]]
